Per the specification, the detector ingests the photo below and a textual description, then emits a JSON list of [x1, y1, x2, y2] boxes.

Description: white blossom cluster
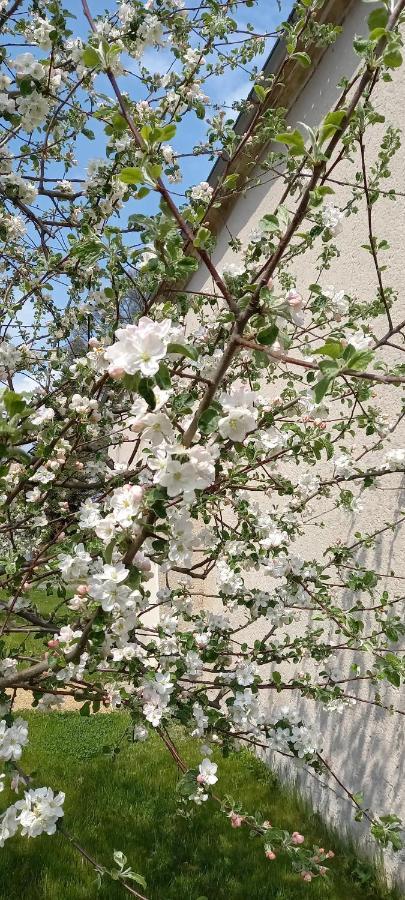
[[0, 787, 64, 847]]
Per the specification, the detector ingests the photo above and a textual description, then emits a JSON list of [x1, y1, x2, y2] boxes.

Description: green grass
[[0, 712, 402, 900], [1, 591, 65, 659]]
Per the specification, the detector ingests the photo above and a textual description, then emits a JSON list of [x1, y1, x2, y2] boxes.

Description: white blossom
[[31, 406, 55, 426], [321, 204, 343, 235], [383, 448, 405, 470], [198, 758, 218, 785], [190, 181, 213, 203], [0, 718, 29, 762], [15, 787, 64, 837], [105, 317, 174, 377]]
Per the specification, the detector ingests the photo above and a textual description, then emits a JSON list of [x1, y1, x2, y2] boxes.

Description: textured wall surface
[[185, 0, 405, 882]]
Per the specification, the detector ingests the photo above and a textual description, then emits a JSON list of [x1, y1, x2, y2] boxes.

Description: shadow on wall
[[268, 477, 405, 885]]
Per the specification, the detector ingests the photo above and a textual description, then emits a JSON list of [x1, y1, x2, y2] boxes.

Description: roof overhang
[[156, 0, 356, 297]]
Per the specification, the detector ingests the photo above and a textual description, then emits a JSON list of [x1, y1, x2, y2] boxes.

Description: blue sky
[[7, 0, 294, 381], [68, 0, 294, 199]]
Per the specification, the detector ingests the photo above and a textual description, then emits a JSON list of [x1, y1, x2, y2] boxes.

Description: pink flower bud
[[265, 850, 276, 860], [326, 850, 335, 859], [75, 461, 84, 470], [291, 832, 305, 845], [109, 366, 125, 380], [286, 289, 303, 310], [47, 639, 59, 649], [76, 584, 88, 597], [124, 483, 143, 501], [133, 551, 151, 573], [301, 871, 312, 882], [88, 338, 100, 348], [196, 773, 205, 784], [230, 813, 243, 828]]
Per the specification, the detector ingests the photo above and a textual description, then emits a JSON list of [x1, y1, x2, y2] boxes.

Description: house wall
[[185, 0, 405, 882]]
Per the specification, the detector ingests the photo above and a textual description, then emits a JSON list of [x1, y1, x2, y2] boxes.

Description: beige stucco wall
[[185, 0, 405, 882]]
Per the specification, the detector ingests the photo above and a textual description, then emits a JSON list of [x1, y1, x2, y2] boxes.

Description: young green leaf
[[313, 375, 334, 403], [138, 379, 156, 410], [82, 46, 102, 69], [275, 129, 306, 156], [119, 167, 144, 185], [167, 343, 198, 361], [256, 324, 279, 346], [291, 51, 311, 67]]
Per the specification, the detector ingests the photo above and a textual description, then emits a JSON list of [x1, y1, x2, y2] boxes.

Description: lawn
[[1, 590, 68, 660], [0, 712, 402, 900]]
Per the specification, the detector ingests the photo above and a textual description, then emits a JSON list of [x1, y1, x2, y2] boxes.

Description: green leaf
[[313, 375, 334, 403], [256, 324, 279, 346], [319, 109, 346, 145], [79, 701, 91, 717], [222, 173, 240, 190], [253, 84, 268, 101], [129, 874, 147, 889], [155, 363, 171, 390], [140, 124, 152, 143], [313, 341, 344, 359], [369, 27, 387, 41], [195, 102, 205, 120], [275, 129, 306, 156], [198, 406, 219, 433], [386, 669, 400, 688], [346, 349, 374, 370], [254, 349, 271, 368], [313, 185, 335, 197], [109, 112, 128, 135], [291, 51, 311, 67], [167, 342, 198, 361], [175, 257, 199, 277], [263, 213, 279, 227], [3, 390, 26, 417], [161, 123, 176, 141], [145, 163, 162, 182], [194, 226, 211, 248], [384, 49, 403, 68], [138, 379, 156, 410], [82, 46, 102, 69], [123, 373, 140, 393], [71, 239, 105, 265], [119, 167, 144, 185], [353, 37, 369, 55], [368, 7, 389, 31], [318, 359, 339, 375], [136, 186, 150, 200]]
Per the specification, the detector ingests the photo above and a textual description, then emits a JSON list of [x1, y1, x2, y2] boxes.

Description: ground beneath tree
[[9, 689, 109, 711]]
